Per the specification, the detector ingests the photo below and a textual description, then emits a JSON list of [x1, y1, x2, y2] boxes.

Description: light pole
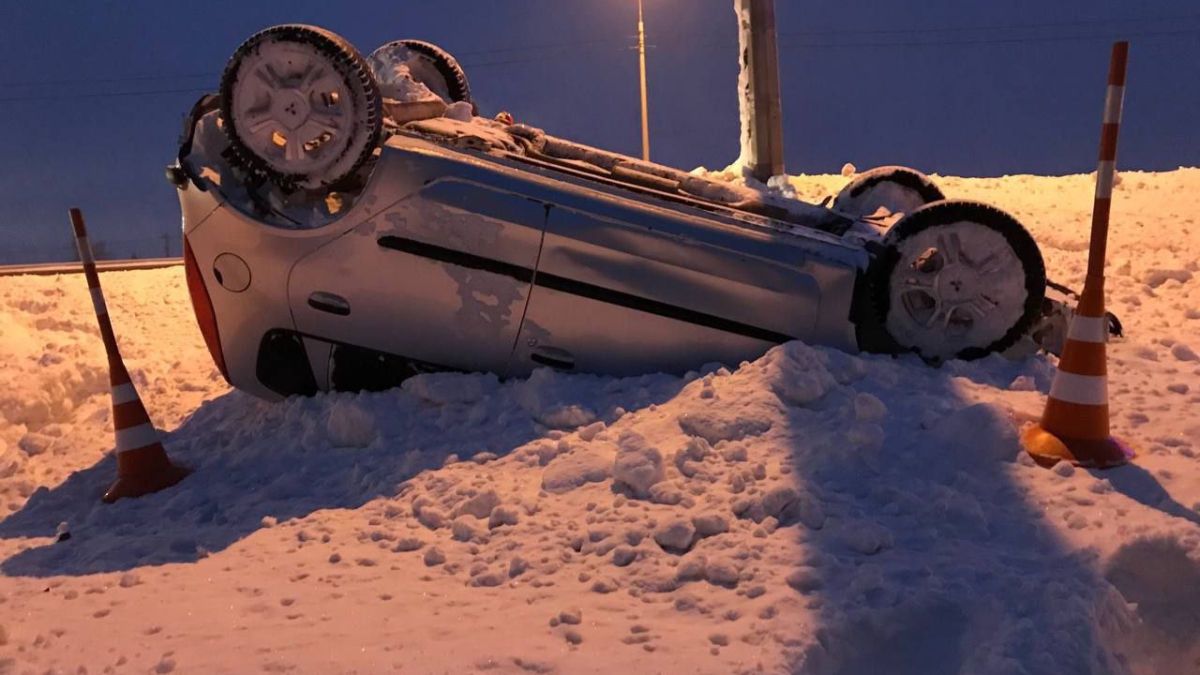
[[637, 0, 651, 161]]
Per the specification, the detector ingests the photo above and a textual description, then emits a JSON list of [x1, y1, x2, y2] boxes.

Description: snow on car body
[[172, 25, 1052, 400]]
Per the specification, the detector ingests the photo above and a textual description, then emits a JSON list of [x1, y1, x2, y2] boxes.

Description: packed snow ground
[[1, 170, 1199, 675]]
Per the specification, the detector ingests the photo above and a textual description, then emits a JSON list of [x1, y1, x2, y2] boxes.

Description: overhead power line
[[777, 12, 1200, 37], [0, 87, 213, 104], [0, 40, 633, 89], [778, 28, 1200, 49], [0, 72, 217, 89], [0, 19, 1197, 104], [443, 26, 1200, 67], [454, 37, 630, 58]]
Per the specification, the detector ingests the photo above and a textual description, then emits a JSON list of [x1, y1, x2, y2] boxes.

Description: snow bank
[[1, 171, 1199, 675]]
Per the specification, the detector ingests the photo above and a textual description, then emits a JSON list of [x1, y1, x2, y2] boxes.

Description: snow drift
[[1, 170, 1199, 675]]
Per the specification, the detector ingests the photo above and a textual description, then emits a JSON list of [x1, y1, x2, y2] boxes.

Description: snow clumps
[[611, 432, 664, 498], [930, 403, 1020, 463], [541, 450, 611, 493], [763, 343, 839, 406], [326, 398, 377, 448]]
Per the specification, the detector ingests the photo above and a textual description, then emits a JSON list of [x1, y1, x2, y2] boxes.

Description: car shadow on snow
[[745, 348, 1146, 675], [1103, 537, 1200, 672], [0, 369, 687, 577], [1101, 463, 1200, 527]]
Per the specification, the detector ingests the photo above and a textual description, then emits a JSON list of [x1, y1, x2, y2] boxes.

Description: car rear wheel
[[868, 200, 1046, 362], [832, 166, 945, 220], [368, 40, 474, 109], [220, 24, 383, 190]]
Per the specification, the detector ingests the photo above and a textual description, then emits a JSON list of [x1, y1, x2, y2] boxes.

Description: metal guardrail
[[0, 257, 183, 277]]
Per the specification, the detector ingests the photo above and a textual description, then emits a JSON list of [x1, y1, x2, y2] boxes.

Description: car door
[[509, 198, 820, 377], [288, 178, 547, 388]]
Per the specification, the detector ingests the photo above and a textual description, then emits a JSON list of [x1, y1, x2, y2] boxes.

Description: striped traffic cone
[[1022, 283, 1134, 468], [1022, 42, 1135, 469], [69, 208, 190, 502]]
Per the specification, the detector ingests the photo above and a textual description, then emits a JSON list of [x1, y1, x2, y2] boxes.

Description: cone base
[[103, 463, 191, 503], [1021, 424, 1134, 469]]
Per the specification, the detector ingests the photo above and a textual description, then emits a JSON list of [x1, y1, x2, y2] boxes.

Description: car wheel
[[868, 200, 1046, 362], [220, 24, 383, 190], [368, 40, 474, 109], [832, 166, 945, 219]]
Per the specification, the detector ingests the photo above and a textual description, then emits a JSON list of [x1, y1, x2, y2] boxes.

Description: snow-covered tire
[[368, 40, 474, 108], [832, 166, 945, 220], [867, 200, 1046, 362], [219, 24, 383, 190]]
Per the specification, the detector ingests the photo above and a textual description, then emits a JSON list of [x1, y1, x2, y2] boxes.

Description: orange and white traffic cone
[[1022, 282, 1134, 468], [69, 208, 190, 502], [1022, 42, 1134, 469]]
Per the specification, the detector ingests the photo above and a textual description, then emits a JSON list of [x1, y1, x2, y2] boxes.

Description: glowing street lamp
[[637, 0, 651, 161]]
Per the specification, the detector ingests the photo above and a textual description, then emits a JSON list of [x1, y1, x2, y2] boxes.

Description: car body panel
[[178, 115, 868, 399], [511, 201, 828, 378], [287, 178, 545, 377]]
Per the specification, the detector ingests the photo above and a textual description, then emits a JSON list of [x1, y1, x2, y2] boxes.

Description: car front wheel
[[220, 24, 383, 190], [867, 200, 1046, 362]]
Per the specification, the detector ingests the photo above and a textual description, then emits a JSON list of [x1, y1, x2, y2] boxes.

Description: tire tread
[[867, 200, 1047, 361]]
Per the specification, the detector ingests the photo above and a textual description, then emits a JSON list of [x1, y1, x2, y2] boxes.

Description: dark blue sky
[[1, 1, 1197, 263]]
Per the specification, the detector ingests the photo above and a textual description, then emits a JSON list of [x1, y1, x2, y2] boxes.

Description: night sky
[[1, 1, 1197, 263]]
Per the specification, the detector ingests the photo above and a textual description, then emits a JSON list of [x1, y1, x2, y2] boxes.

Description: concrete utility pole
[[637, 0, 651, 161], [736, 0, 785, 182]]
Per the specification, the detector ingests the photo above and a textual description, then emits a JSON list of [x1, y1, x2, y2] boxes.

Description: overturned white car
[[169, 24, 1089, 400]]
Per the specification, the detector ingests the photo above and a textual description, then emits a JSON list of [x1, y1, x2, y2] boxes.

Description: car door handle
[[530, 346, 575, 371], [308, 292, 351, 316]]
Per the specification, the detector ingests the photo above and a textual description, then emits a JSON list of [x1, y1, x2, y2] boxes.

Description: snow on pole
[[69, 208, 190, 502], [734, 0, 785, 183], [1021, 42, 1134, 470], [734, 0, 754, 172]]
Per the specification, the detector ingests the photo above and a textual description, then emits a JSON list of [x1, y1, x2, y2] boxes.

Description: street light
[[637, 0, 650, 161]]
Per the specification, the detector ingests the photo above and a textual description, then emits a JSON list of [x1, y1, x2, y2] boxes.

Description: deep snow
[[1, 170, 1199, 675]]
